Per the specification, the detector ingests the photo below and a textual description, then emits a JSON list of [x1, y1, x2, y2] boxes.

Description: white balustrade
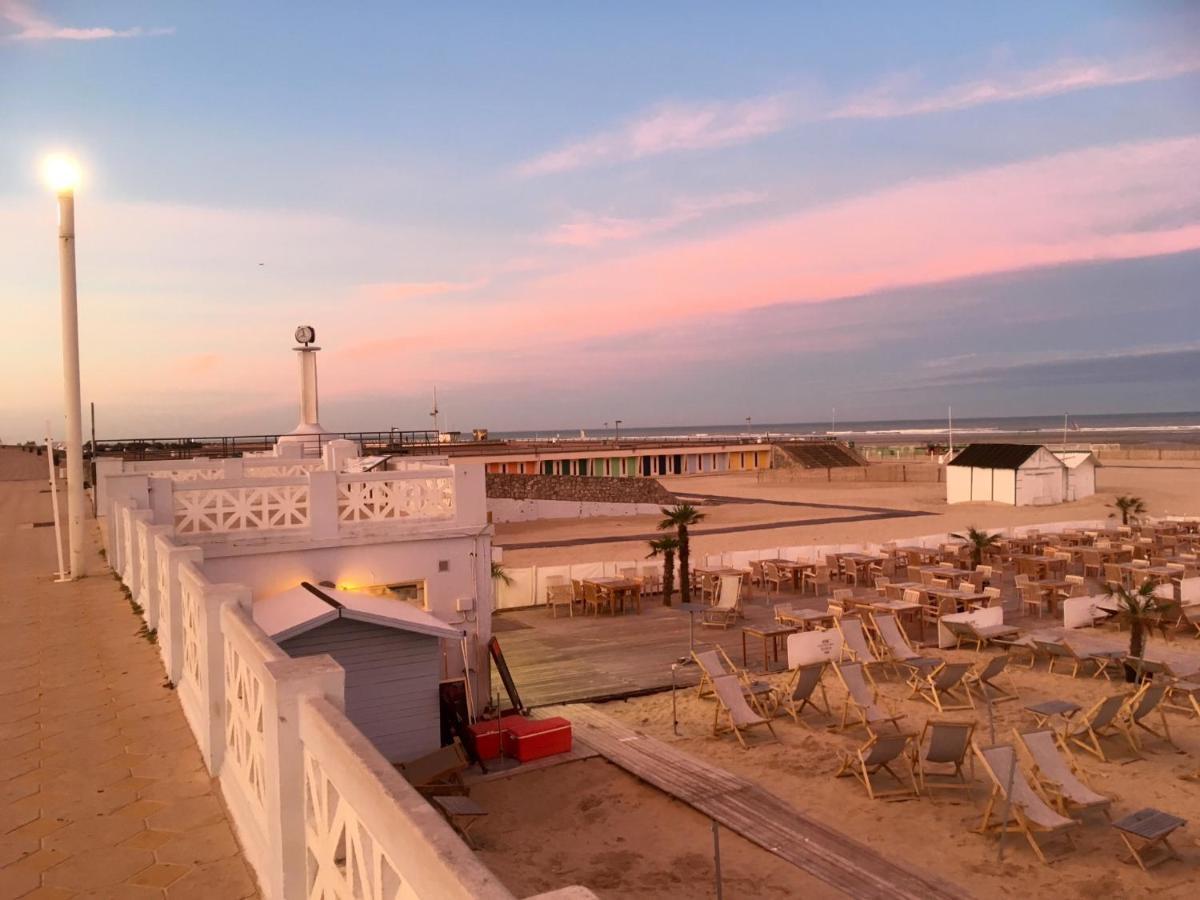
[[337, 470, 455, 525], [174, 479, 311, 536]]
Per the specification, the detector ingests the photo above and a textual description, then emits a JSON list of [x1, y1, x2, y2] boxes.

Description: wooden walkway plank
[[539, 704, 969, 900]]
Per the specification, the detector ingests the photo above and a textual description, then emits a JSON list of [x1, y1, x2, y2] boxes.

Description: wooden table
[[916, 566, 975, 583], [924, 586, 989, 612], [896, 546, 939, 565], [775, 607, 833, 631], [742, 624, 797, 673], [1024, 699, 1081, 736], [584, 577, 640, 614], [1112, 808, 1187, 871], [762, 558, 814, 591], [884, 581, 923, 601], [1119, 564, 1179, 583], [1031, 579, 1072, 616]]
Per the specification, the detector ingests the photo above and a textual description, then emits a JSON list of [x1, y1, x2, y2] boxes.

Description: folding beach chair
[[1015, 729, 1112, 821], [700, 575, 742, 629], [711, 674, 779, 749], [942, 618, 1021, 652], [963, 654, 1018, 704], [1116, 682, 1176, 753], [1034, 639, 1122, 679], [777, 662, 830, 726], [834, 730, 918, 800], [692, 648, 776, 715], [908, 661, 974, 713], [834, 616, 884, 680], [832, 661, 905, 733], [399, 740, 471, 797], [914, 719, 975, 794], [1063, 694, 1129, 762], [974, 743, 1080, 864], [869, 611, 937, 677]]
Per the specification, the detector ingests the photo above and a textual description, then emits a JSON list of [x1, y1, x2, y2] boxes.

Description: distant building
[[946, 444, 1069, 505]]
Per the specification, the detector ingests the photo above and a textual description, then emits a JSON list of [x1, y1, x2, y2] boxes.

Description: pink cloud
[[1, 0, 173, 40], [519, 94, 793, 176], [356, 278, 488, 302], [830, 53, 1200, 120], [344, 136, 1200, 387], [544, 192, 765, 248]]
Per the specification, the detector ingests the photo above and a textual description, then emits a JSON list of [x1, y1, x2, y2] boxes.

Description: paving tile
[[42, 844, 154, 891], [146, 796, 225, 834], [120, 828, 176, 851], [164, 856, 258, 900], [156, 820, 240, 866], [19, 885, 78, 900], [0, 864, 40, 898], [44, 812, 147, 854], [7, 817, 69, 841], [128, 862, 190, 888], [9, 846, 71, 874], [0, 794, 41, 833], [0, 832, 38, 867]]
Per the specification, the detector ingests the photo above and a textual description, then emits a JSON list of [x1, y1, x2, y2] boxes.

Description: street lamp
[[745, 416, 751, 435], [43, 153, 86, 578], [614, 419, 622, 443]]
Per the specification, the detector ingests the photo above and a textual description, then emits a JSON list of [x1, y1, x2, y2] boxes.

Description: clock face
[[295, 325, 316, 344]]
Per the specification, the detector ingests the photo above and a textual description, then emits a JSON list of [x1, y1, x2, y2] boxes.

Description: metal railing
[[94, 430, 441, 461]]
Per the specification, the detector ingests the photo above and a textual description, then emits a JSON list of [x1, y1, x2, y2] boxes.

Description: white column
[[297, 348, 319, 427], [58, 190, 86, 578]]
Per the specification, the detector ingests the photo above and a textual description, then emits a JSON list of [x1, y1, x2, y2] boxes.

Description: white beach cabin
[[1053, 450, 1098, 501], [946, 444, 1068, 506], [254, 582, 465, 763]]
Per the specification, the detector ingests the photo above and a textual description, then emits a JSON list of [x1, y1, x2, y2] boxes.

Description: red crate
[[501, 716, 572, 762], [467, 716, 521, 761]]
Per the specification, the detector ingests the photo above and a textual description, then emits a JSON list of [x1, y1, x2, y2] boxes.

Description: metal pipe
[[57, 189, 86, 578]]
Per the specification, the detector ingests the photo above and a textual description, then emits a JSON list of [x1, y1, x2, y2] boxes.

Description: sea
[[491, 411, 1200, 447]]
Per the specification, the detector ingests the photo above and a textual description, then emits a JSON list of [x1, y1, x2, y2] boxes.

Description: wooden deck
[[491, 597, 796, 708], [539, 703, 968, 900]]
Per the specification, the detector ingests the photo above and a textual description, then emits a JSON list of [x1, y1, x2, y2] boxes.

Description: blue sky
[[1, 1, 1198, 439]]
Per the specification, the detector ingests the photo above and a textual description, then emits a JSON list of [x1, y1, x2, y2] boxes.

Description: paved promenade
[[0, 450, 259, 899]]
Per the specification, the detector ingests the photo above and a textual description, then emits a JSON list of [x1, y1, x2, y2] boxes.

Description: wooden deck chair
[[701, 574, 742, 629], [582, 581, 608, 616], [398, 740, 470, 797], [964, 654, 1018, 704], [908, 661, 974, 712], [1115, 682, 1176, 753], [692, 648, 776, 715], [711, 674, 779, 749], [1015, 729, 1112, 821], [870, 611, 936, 676], [834, 616, 883, 677], [974, 744, 1080, 864], [1063, 694, 1128, 762], [546, 582, 574, 618], [832, 661, 904, 733], [761, 562, 785, 596], [834, 731, 917, 800], [1035, 639, 1122, 679], [778, 662, 830, 725], [915, 719, 975, 793]]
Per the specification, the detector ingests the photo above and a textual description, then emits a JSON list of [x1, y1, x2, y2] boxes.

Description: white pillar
[[297, 347, 319, 427], [58, 190, 86, 578]]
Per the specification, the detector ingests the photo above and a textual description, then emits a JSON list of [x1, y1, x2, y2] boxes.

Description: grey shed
[[253, 582, 465, 764]]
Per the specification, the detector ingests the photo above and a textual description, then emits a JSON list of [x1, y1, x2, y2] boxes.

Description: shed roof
[[947, 444, 1047, 469], [253, 582, 465, 642], [1053, 450, 1098, 469]]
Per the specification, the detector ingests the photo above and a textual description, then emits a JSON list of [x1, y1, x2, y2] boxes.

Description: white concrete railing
[[173, 478, 313, 536], [336, 469, 455, 525], [109, 497, 582, 900]]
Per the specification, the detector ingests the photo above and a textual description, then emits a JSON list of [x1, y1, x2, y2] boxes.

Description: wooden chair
[[834, 731, 917, 800], [873, 576, 890, 597], [777, 662, 830, 726], [1115, 682, 1176, 753], [974, 743, 1080, 864], [701, 575, 741, 629], [692, 648, 776, 715], [981, 586, 1003, 608], [915, 719, 975, 793], [803, 565, 830, 596], [1015, 729, 1111, 821], [1018, 583, 1044, 618], [582, 581, 608, 616], [762, 562, 785, 596], [711, 675, 779, 749], [908, 661, 974, 712], [964, 654, 1019, 704], [834, 616, 884, 678], [832, 661, 904, 733], [1081, 549, 1103, 579], [1063, 694, 1128, 761], [869, 611, 934, 676], [546, 582, 574, 618]]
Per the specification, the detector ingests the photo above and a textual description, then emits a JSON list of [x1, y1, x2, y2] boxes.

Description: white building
[[946, 444, 1068, 506], [1053, 450, 1098, 502]]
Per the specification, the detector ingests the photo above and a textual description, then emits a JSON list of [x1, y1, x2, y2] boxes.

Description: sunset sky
[[2, 1, 1199, 440]]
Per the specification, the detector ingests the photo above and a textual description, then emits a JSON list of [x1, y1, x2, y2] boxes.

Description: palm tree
[[647, 536, 679, 606], [658, 503, 706, 603], [950, 525, 999, 569], [1106, 579, 1165, 681], [1111, 495, 1146, 526], [491, 561, 513, 587]]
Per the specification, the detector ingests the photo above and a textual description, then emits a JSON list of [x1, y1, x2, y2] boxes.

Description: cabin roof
[[948, 443, 1047, 470], [253, 583, 465, 642]]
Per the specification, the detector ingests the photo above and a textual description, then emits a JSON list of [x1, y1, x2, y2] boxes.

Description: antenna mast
[[430, 387, 440, 435]]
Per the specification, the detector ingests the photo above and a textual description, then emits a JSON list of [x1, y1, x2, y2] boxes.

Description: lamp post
[[44, 154, 86, 579], [614, 419, 622, 444]]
